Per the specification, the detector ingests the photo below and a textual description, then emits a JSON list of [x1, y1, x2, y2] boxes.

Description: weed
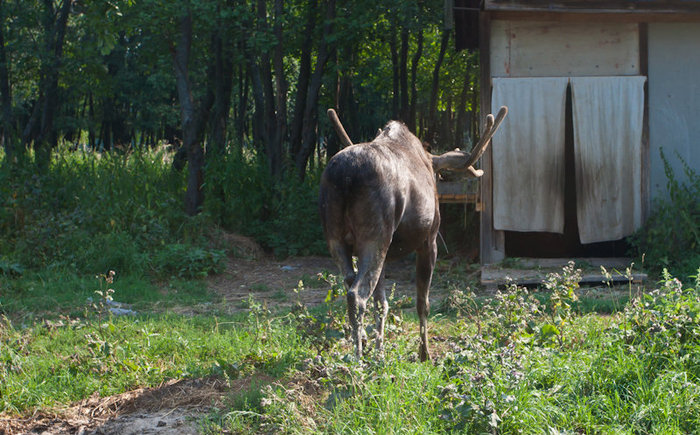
[[152, 243, 225, 279], [482, 281, 542, 346], [0, 257, 23, 277], [250, 283, 270, 292], [541, 261, 582, 346], [629, 150, 700, 279]]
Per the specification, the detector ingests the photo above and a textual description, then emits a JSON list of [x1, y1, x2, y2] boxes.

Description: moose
[[319, 106, 507, 361]]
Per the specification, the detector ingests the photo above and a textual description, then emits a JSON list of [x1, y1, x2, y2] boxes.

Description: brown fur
[[319, 108, 507, 361]]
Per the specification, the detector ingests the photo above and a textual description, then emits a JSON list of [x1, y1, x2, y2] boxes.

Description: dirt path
[[206, 255, 422, 312]]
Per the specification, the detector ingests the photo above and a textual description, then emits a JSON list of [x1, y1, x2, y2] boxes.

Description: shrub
[[630, 150, 700, 278], [204, 150, 326, 257], [152, 243, 225, 279]]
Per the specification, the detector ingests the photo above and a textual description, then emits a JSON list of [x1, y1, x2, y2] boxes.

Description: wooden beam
[[437, 193, 479, 203], [639, 23, 650, 223], [479, 12, 505, 265], [484, 0, 700, 15], [488, 10, 700, 22]]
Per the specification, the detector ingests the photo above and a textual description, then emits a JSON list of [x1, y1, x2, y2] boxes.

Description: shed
[[453, 0, 700, 265]]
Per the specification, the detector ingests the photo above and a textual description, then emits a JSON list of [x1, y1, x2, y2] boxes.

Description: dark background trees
[[0, 0, 480, 215]]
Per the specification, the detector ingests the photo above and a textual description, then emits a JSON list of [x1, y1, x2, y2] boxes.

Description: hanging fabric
[[571, 76, 646, 244], [492, 77, 569, 233]]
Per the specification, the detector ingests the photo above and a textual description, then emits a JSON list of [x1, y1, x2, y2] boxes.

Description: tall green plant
[[630, 150, 700, 278]]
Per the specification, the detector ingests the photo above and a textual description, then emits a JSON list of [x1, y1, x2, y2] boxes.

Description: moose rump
[[319, 121, 439, 361]]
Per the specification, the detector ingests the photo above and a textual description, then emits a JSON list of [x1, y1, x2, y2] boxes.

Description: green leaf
[[540, 323, 560, 339]]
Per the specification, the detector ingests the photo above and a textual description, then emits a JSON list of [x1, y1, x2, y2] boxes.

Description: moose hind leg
[[373, 267, 388, 354], [416, 238, 437, 362], [347, 243, 388, 359]]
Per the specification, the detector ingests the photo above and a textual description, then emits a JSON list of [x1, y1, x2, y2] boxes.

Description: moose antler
[[327, 106, 508, 178], [431, 106, 508, 177], [327, 108, 353, 148]]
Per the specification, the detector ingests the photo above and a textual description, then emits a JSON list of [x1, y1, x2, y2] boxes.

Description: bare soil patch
[[0, 376, 233, 435], [207, 255, 421, 312]]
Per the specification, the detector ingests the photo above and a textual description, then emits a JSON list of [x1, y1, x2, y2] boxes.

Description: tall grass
[[0, 146, 326, 282], [0, 147, 206, 275]]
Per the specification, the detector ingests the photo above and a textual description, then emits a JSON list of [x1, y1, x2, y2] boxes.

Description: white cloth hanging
[[492, 77, 569, 233], [571, 76, 646, 244]]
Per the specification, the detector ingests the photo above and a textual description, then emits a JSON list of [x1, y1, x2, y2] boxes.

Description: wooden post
[[479, 12, 505, 265]]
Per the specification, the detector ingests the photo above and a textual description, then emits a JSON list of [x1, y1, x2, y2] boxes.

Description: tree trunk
[[88, 92, 96, 149], [333, 48, 356, 158], [408, 29, 423, 133], [270, 0, 287, 178], [252, 0, 284, 180], [209, 20, 234, 155], [454, 61, 472, 149], [289, 0, 316, 160], [246, 52, 266, 152], [172, 11, 212, 216], [390, 22, 399, 119], [0, 0, 14, 163], [235, 61, 248, 149], [295, 0, 335, 180], [399, 27, 409, 123], [25, 0, 71, 171], [427, 28, 450, 145]]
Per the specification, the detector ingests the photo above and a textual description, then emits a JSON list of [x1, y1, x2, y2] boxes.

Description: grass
[[0, 148, 698, 433], [0, 306, 308, 414], [2, 263, 699, 434]]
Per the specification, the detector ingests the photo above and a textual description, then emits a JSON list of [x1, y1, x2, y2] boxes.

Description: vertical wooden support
[[479, 12, 505, 265], [639, 22, 650, 223]]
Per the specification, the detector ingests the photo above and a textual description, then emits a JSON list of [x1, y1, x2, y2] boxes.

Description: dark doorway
[[504, 84, 629, 258]]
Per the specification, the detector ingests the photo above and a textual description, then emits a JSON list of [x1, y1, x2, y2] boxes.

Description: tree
[[21, 0, 72, 170], [172, 10, 204, 215], [0, 0, 481, 220], [0, 0, 13, 163]]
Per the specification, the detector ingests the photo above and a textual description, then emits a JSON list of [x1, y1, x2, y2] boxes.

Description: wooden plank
[[481, 257, 648, 287], [484, 0, 700, 14], [490, 20, 640, 77], [489, 11, 700, 23], [438, 193, 479, 203], [481, 270, 648, 286]]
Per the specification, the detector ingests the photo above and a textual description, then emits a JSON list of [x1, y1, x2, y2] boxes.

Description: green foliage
[[483, 282, 542, 345], [436, 266, 700, 433], [0, 148, 239, 280], [204, 151, 327, 257], [2, 261, 700, 433], [541, 261, 582, 346], [630, 150, 700, 278], [0, 257, 23, 277], [152, 243, 225, 279], [617, 269, 700, 366]]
